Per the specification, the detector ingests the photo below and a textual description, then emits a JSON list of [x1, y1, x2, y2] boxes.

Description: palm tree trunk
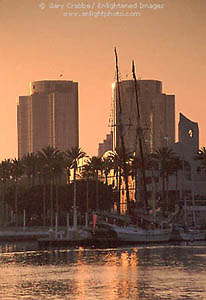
[[175, 170, 179, 204], [166, 176, 169, 211], [15, 181, 18, 226], [95, 171, 99, 211], [73, 167, 77, 229], [162, 173, 166, 212], [50, 179, 53, 227], [85, 178, 89, 227], [0, 182, 7, 226], [3, 184, 6, 226], [55, 183, 59, 220], [32, 159, 36, 187], [117, 168, 121, 214], [43, 184, 46, 226], [105, 173, 108, 185], [0, 185, 3, 226]]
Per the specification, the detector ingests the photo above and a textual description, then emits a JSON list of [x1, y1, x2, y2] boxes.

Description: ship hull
[[108, 225, 172, 243]]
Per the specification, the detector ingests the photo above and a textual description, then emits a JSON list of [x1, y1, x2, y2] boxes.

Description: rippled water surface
[[0, 242, 206, 299]]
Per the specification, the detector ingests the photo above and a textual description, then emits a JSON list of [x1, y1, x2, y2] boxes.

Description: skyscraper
[[113, 79, 175, 154], [17, 80, 79, 158]]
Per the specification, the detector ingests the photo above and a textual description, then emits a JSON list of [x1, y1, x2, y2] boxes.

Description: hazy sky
[[0, 0, 206, 160]]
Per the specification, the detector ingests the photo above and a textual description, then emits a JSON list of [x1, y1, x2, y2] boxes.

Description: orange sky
[[0, 0, 206, 161]]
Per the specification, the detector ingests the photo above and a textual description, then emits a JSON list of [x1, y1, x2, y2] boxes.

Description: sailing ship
[[100, 223, 171, 243], [90, 211, 172, 243], [101, 48, 173, 243]]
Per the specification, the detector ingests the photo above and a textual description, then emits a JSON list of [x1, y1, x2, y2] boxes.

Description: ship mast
[[132, 60, 148, 210], [114, 47, 131, 214]]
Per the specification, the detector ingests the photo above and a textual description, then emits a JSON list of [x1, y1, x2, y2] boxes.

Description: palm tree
[[168, 156, 183, 205], [84, 156, 103, 212], [80, 163, 92, 226], [11, 158, 24, 226], [65, 146, 86, 180], [34, 154, 48, 225], [64, 159, 72, 184], [151, 147, 177, 211], [38, 146, 60, 227], [108, 149, 126, 214], [21, 153, 38, 187], [0, 159, 12, 226], [64, 146, 87, 228], [102, 156, 113, 185], [52, 152, 66, 222], [129, 152, 152, 202]]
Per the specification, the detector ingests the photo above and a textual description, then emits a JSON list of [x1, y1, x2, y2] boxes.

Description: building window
[[188, 129, 193, 138]]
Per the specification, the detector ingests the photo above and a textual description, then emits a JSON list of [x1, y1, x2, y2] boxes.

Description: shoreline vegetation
[[0, 145, 206, 231]]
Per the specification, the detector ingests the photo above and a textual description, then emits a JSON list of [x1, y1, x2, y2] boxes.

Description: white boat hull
[[109, 225, 172, 243], [180, 229, 205, 241]]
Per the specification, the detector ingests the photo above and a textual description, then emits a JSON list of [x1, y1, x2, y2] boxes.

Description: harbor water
[[0, 242, 206, 299]]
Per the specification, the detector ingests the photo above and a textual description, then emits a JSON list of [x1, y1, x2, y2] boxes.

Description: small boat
[[179, 227, 205, 242], [176, 194, 206, 242], [171, 224, 205, 242]]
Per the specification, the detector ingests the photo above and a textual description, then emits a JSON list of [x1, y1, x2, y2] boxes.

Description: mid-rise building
[[98, 131, 113, 157], [17, 80, 79, 157]]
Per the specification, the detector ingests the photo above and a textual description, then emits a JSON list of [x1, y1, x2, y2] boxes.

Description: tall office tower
[[17, 80, 79, 158], [113, 80, 175, 155]]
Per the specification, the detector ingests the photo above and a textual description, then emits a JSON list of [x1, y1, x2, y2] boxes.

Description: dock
[[37, 237, 139, 249]]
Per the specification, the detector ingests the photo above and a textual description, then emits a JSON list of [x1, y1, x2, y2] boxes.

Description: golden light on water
[[64, 248, 140, 300], [1, 245, 206, 299]]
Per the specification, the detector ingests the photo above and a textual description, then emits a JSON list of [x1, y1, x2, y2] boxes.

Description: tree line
[[0, 145, 205, 227]]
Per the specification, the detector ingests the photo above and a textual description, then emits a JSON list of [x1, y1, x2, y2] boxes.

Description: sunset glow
[[0, 0, 206, 160]]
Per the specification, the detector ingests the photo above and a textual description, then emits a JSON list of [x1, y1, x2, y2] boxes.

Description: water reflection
[[0, 244, 206, 299]]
